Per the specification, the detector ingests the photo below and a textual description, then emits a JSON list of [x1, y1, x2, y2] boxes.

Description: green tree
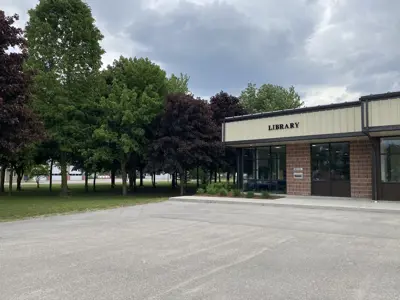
[[167, 73, 190, 94], [29, 164, 50, 188], [32, 140, 59, 192], [95, 57, 166, 196], [25, 0, 104, 196], [240, 83, 303, 113]]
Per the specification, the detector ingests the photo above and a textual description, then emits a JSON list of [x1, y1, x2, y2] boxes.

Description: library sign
[[268, 122, 300, 131]]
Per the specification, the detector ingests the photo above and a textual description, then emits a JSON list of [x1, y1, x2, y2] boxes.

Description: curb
[[169, 197, 400, 214]]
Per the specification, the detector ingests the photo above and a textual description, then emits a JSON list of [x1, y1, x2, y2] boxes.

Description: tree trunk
[[180, 170, 185, 196], [218, 172, 221, 183], [85, 171, 89, 193], [121, 158, 127, 196], [214, 171, 217, 183], [133, 170, 137, 191], [8, 167, 13, 196], [128, 170, 134, 191], [227, 172, 230, 183], [49, 159, 53, 192], [16, 169, 23, 191], [93, 172, 96, 192], [36, 178, 40, 188], [139, 167, 144, 186], [172, 173, 176, 189], [1, 165, 6, 193], [111, 169, 116, 188], [184, 171, 187, 190], [202, 172, 206, 184], [209, 171, 212, 184], [60, 151, 68, 196], [152, 172, 156, 188], [196, 166, 199, 188], [233, 172, 236, 185]]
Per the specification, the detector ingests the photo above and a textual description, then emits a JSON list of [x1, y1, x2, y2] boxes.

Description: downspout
[[361, 100, 378, 201]]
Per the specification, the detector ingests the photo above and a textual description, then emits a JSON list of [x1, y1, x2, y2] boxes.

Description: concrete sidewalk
[[169, 195, 400, 214]]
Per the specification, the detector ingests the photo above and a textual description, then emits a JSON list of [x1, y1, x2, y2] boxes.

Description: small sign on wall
[[293, 173, 304, 179], [293, 168, 304, 179]]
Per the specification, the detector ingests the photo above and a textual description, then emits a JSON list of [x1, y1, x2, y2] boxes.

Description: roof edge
[[225, 101, 360, 123], [359, 91, 400, 101]]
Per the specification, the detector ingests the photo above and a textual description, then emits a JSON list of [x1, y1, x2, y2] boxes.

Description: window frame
[[242, 145, 286, 192], [380, 137, 400, 183]]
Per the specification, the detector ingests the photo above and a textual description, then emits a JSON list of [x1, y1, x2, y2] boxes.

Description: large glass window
[[311, 142, 350, 181], [243, 148, 255, 181], [381, 138, 400, 183], [243, 146, 286, 193]]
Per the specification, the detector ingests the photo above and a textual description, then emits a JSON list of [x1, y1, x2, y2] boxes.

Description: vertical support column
[[286, 144, 311, 196], [371, 137, 380, 200], [350, 140, 373, 199], [236, 148, 243, 190], [255, 148, 258, 181]]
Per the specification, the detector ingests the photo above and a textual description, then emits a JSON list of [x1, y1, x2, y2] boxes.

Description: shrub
[[207, 186, 218, 195], [206, 183, 225, 194], [232, 189, 241, 197], [219, 188, 228, 196], [246, 191, 255, 198], [227, 183, 235, 191], [212, 182, 228, 190], [261, 190, 270, 199], [196, 188, 205, 195]]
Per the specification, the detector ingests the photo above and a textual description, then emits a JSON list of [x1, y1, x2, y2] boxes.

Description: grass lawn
[[0, 181, 195, 222]]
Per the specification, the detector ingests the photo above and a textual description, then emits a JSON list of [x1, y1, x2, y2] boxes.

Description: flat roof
[[225, 101, 360, 123]]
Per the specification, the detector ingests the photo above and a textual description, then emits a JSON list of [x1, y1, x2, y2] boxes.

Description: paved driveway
[[1, 201, 400, 300]]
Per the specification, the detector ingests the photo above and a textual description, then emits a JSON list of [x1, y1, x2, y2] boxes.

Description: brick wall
[[286, 143, 311, 195], [350, 139, 372, 198]]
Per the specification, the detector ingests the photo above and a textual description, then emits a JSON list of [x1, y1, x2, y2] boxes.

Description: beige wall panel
[[225, 106, 361, 142], [368, 98, 400, 127]]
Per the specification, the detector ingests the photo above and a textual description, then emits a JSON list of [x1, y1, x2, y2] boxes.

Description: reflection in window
[[243, 149, 255, 180], [311, 144, 330, 181], [242, 146, 286, 193], [330, 143, 350, 180], [311, 142, 350, 181], [381, 138, 400, 183]]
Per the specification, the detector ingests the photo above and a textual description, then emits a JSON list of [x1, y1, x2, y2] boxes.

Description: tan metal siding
[[368, 98, 400, 127], [225, 106, 361, 142]]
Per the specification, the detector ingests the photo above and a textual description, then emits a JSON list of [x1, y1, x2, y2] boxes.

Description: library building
[[223, 92, 400, 200]]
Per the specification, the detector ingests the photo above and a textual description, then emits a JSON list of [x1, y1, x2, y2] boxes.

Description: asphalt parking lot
[[1, 200, 400, 300]]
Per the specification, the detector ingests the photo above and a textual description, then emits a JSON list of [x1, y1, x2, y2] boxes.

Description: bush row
[[196, 183, 271, 199]]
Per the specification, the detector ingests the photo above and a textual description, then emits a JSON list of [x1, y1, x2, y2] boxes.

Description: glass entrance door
[[311, 142, 350, 197]]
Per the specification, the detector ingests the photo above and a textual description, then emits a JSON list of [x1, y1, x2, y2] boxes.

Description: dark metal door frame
[[377, 137, 400, 200], [311, 142, 351, 197]]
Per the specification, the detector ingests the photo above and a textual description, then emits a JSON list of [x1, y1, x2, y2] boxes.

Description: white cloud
[[298, 85, 361, 106]]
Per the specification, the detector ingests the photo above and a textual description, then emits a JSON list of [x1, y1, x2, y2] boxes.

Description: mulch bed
[[197, 193, 282, 200]]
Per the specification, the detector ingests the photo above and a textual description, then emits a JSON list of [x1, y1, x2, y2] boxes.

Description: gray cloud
[[4, 0, 400, 103], [126, 1, 325, 95]]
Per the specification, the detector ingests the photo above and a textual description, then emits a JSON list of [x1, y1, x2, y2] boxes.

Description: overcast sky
[[4, 0, 400, 105]]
